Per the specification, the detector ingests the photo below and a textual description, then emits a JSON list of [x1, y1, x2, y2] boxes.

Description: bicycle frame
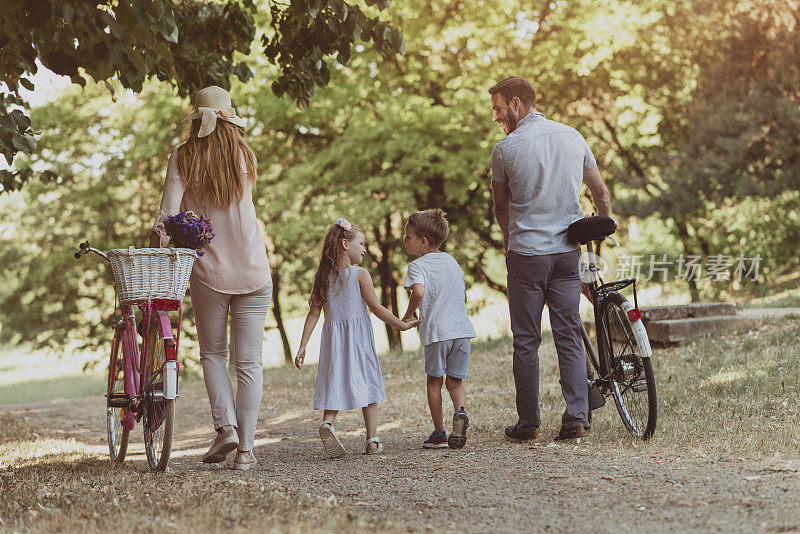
[[581, 238, 641, 383], [117, 299, 182, 424], [79, 244, 182, 428]]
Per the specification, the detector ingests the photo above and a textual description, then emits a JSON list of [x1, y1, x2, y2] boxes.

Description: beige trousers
[[190, 280, 272, 451]]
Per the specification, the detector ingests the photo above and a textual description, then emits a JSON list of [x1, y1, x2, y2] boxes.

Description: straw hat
[[181, 86, 247, 138]]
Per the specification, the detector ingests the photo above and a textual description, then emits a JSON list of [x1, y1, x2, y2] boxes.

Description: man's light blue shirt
[[491, 111, 597, 256]]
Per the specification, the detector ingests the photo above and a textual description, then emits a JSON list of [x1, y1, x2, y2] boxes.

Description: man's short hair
[[488, 76, 537, 110], [407, 209, 450, 248]]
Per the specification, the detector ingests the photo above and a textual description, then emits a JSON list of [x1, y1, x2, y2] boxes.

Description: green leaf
[[43, 50, 79, 77], [234, 62, 253, 82], [155, 12, 179, 44], [0, 115, 14, 130], [11, 133, 35, 153], [337, 45, 351, 65], [10, 110, 32, 130], [386, 26, 404, 54]]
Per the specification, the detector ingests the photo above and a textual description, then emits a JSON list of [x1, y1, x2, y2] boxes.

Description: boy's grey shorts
[[424, 338, 471, 379]]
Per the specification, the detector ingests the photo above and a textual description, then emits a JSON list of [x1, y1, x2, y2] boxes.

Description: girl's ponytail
[[309, 220, 361, 310]]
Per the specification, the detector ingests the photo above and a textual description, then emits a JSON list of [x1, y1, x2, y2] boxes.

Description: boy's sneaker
[[422, 430, 448, 449], [448, 410, 469, 449]]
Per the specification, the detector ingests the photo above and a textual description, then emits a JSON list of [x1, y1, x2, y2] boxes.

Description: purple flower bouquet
[[163, 211, 214, 256]]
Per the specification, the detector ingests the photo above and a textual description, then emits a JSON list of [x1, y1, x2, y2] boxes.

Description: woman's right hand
[[294, 347, 306, 369]]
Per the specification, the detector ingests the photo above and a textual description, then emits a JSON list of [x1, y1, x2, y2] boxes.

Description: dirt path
[[4, 380, 799, 533]]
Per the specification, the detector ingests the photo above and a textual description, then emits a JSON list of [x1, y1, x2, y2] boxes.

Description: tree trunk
[[375, 215, 402, 353], [270, 265, 293, 365], [676, 220, 701, 302]]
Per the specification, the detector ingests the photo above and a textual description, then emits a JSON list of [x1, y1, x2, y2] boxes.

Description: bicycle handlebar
[[74, 240, 108, 261]]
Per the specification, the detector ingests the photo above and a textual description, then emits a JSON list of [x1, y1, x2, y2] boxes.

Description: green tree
[[0, 0, 404, 190], [624, 0, 800, 298], [6, 0, 800, 361], [0, 83, 186, 353]]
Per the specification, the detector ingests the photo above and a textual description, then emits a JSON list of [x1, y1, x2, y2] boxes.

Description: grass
[[0, 456, 401, 532], [743, 287, 800, 309], [0, 343, 107, 406], [0, 375, 108, 406], [647, 323, 800, 458], [1, 322, 798, 531], [0, 412, 401, 532]]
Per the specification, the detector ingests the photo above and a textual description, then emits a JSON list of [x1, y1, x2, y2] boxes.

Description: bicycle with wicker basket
[[74, 241, 197, 472]]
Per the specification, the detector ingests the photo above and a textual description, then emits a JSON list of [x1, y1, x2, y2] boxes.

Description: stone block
[[645, 315, 761, 345], [640, 302, 738, 322]]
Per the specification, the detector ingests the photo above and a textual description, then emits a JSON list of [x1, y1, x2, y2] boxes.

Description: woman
[[150, 86, 271, 470]]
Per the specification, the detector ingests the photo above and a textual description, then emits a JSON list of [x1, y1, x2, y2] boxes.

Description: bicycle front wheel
[[142, 319, 174, 472], [107, 329, 130, 463], [600, 292, 657, 440]]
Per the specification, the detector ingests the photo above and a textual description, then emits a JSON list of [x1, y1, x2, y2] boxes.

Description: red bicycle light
[[154, 299, 180, 311], [164, 339, 177, 360], [627, 308, 642, 322]]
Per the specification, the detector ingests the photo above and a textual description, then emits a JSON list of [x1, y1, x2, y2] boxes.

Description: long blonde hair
[[176, 120, 257, 207], [310, 223, 362, 311]]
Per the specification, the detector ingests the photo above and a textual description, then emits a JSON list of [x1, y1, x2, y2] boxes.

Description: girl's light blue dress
[[314, 266, 385, 411]]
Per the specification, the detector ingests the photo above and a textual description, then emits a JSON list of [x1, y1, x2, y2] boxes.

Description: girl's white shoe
[[319, 422, 347, 458], [365, 436, 383, 455]]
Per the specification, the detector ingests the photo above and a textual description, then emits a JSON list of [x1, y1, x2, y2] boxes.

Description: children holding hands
[[295, 218, 419, 458], [402, 210, 476, 449]]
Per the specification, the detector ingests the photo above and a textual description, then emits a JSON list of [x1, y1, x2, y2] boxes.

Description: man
[[489, 75, 611, 441]]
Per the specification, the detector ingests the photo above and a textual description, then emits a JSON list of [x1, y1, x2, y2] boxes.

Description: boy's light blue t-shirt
[[404, 252, 476, 346]]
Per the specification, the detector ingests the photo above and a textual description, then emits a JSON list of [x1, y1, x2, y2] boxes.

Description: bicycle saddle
[[567, 216, 617, 244]]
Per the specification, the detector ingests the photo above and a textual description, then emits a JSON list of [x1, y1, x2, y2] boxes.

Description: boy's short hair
[[407, 209, 450, 248]]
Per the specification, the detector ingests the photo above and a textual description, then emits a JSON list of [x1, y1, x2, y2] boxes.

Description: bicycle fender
[[153, 310, 174, 342], [153, 310, 178, 399], [619, 300, 653, 358]]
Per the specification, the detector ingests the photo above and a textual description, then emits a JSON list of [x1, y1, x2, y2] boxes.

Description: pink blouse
[[150, 150, 271, 294]]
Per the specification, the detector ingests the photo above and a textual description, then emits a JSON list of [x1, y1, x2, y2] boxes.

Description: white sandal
[[319, 422, 347, 458], [365, 436, 383, 455]]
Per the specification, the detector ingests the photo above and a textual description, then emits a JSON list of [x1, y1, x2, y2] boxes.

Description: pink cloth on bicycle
[[150, 150, 270, 294]]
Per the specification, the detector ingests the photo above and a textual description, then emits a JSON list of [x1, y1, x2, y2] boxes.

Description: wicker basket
[[107, 247, 198, 304]]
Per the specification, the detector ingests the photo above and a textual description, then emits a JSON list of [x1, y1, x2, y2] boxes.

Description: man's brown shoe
[[553, 424, 588, 441], [504, 425, 539, 442]]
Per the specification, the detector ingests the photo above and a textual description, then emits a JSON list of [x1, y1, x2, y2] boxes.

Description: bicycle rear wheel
[[107, 330, 130, 463], [142, 318, 174, 472], [600, 292, 657, 440]]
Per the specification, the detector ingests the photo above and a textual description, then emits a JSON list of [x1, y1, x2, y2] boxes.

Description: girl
[[150, 86, 271, 470], [294, 218, 418, 457]]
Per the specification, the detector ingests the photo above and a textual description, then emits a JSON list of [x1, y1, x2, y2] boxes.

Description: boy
[[402, 209, 476, 449]]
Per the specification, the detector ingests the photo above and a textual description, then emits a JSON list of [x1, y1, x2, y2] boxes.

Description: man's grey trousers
[[507, 250, 589, 431]]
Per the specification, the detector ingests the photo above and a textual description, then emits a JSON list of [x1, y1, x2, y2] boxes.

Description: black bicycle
[[568, 216, 657, 440]]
